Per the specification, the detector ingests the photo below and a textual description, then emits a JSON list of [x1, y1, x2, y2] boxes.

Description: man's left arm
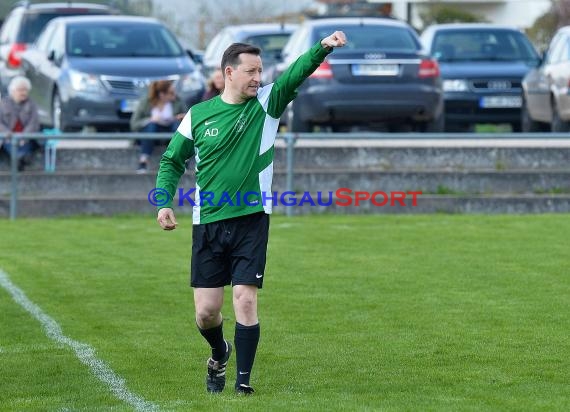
[[266, 31, 346, 118]]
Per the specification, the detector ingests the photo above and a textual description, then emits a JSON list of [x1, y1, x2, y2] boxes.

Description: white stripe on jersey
[[259, 114, 280, 155], [257, 83, 272, 111], [178, 108, 193, 140], [259, 162, 274, 214], [193, 183, 201, 224], [257, 84, 279, 155]]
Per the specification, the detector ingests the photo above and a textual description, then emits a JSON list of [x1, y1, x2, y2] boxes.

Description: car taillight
[[7, 43, 27, 68], [418, 59, 440, 78], [310, 61, 333, 79]]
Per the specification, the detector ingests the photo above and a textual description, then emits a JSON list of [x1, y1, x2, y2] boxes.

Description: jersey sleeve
[[155, 111, 195, 210], [266, 41, 332, 118]]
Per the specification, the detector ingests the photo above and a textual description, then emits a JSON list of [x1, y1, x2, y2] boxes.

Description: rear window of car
[[245, 33, 292, 55], [66, 23, 185, 57], [314, 25, 419, 52], [432, 29, 538, 62], [17, 10, 110, 43]]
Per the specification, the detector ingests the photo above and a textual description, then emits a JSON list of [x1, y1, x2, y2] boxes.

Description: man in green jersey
[[155, 31, 347, 395]]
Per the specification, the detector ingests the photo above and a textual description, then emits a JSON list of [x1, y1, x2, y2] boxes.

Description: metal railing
[[4, 131, 570, 220]]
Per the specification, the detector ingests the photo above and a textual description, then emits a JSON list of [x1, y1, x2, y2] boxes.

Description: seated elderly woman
[[0, 76, 40, 171]]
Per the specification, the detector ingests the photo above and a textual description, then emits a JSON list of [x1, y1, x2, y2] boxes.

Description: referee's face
[[230, 53, 262, 101]]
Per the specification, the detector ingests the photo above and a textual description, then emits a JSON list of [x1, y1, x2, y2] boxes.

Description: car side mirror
[[47, 50, 62, 66], [187, 49, 203, 65]]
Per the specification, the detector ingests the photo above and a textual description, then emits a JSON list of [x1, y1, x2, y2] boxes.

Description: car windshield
[[432, 29, 538, 62], [315, 25, 419, 52], [66, 23, 184, 57], [246, 33, 291, 61]]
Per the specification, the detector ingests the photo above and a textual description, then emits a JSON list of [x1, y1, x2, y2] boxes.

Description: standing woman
[[130, 80, 188, 173], [201, 69, 224, 101], [0, 76, 40, 171]]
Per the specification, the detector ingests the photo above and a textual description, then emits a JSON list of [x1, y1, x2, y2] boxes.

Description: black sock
[[198, 322, 227, 361], [235, 322, 260, 387]]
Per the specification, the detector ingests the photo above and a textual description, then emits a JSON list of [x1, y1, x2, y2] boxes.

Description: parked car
[[20, 15, 205, 131], [0, 2, 116, 94], [270, 17, 443, 132], [421, 23, 540, 132], [521, 26, 570, 132], [202, 23, 297, 78]]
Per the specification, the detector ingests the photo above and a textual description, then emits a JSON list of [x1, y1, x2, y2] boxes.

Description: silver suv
[[202, 23, 297, 78]]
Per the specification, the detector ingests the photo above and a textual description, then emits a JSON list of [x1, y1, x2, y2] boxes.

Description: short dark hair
[[221, 43, 261, 73]]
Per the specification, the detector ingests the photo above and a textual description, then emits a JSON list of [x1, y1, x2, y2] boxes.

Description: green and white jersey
[[156, 41, 331, 224]]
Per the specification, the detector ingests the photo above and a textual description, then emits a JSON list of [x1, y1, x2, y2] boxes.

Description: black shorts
[[191, 212, 269, 288]]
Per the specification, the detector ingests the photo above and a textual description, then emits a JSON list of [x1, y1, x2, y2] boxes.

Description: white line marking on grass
[[0, 269, 158, 412]]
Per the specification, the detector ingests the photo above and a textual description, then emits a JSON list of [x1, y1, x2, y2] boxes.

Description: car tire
[[287, 103, 312, 133], [421, 111, 445, 133], [521, 99, 543, 132], [52, 91, 68, 132], [551, 102, 570, 132]]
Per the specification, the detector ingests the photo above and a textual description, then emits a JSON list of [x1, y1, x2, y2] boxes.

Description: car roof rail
[[13, 0, 31, 9], [305, 13, 377, 19]]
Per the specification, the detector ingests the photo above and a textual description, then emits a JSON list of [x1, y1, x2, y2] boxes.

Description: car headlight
[[69, 69, 104, 93], [443, 79, 469, 92], [179, 71, 204, 93]]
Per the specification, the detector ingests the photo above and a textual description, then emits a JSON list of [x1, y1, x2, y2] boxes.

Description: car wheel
[[287, 104, 312, 133], [420, 111, 444, 133], [521, 99, 542, 132], [551, 102, 570, 132], [52, 91, 67, 132]]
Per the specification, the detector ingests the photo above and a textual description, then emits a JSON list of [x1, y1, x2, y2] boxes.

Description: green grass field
[[1, 214, 569, 411]]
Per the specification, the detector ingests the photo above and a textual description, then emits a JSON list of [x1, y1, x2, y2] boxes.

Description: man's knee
[[233, 286, 257, 313], [194, 288, 224, 327], [195, 306, 220, 325]]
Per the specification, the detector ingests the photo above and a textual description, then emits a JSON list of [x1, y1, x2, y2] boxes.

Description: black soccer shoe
[[206, 340, 232, 393], [235, 384, 255, 395]]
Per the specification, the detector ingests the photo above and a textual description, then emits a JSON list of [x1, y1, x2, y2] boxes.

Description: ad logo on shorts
[[255, 273, 263, 279]]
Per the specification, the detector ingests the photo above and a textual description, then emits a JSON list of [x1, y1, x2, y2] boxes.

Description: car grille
[[471, 79, 522, 91], [105, 79, 137, 91], [100, 75, 180, 93]]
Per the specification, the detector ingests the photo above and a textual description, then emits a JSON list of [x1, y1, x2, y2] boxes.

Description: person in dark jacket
[[130, 80, 188, 173], [0, 76, 40, 171]]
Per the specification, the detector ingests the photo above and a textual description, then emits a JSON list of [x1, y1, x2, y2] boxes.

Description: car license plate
[[120, 99, 139, 113], [352, 63, 399, 76], [479, 96, 522, 108]]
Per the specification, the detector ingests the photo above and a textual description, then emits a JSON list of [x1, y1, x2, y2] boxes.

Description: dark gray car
[[272, 17, 444, 132], [20, 15, 205, 131], [421, 24, 540, 132]]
